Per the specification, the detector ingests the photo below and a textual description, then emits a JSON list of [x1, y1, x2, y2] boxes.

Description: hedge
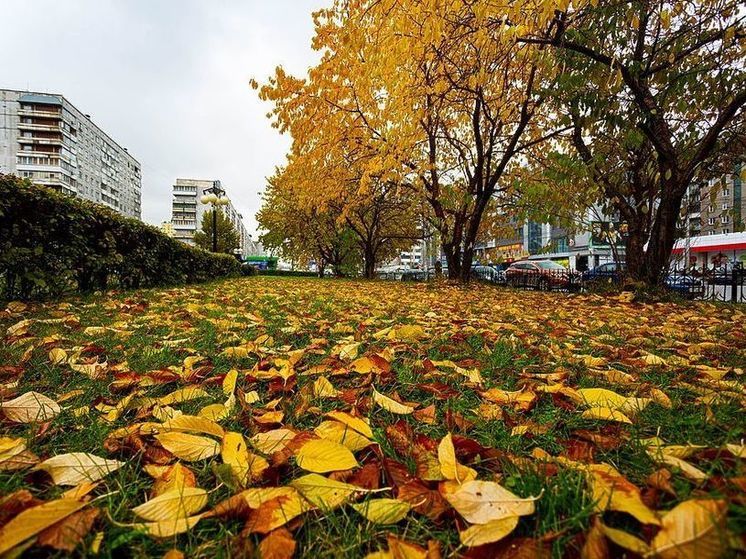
[[0, 175, 241, 300]]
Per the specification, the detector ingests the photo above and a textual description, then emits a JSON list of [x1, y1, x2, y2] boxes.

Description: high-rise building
[[0, 89, 141, 218], [698, 163, 744, 236], [169, 178, 252, 257]]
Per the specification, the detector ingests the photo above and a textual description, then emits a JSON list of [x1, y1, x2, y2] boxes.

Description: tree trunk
[[642, 192, 682, 285], [363, 246, 376, 279]]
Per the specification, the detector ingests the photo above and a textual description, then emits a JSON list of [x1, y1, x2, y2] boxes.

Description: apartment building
[[169, 178, 252, 257], [0, 89, 141, 218], [699, 163, 744, 236]]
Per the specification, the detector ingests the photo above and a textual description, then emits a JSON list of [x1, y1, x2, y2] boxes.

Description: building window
[[708, 217, 716, 225], [708, 205, 714, 213], [722, 189, 729, 197], [721, 215, 729, 224]]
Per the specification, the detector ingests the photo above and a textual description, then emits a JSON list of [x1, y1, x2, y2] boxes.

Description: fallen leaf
[[295, 439, 358, 473], [351, 498, 411, 524], [650, 499, 728, 559], [0, 498, 87, 554], [0, 391, 61, 423], [459, 515, 520, 547], [443, 480, 537, 524], [36, 453, 124, 486], [132, 488, 208, 521], [155, 432, 220, 462]]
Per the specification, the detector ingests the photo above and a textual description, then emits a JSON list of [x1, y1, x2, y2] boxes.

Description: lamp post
[[200, 181, 229, 252]]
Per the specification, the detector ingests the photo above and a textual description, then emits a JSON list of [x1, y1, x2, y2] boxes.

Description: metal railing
[[376, 265, 746, 303]]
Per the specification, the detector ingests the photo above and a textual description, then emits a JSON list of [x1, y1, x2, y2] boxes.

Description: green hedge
[[0, 175, 240, 300]]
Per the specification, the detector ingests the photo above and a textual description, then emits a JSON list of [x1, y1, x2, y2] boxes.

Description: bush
[[0, 175, 240, 300]]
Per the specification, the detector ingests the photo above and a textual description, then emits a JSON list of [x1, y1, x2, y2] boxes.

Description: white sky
[[0, 0, 324, 234]]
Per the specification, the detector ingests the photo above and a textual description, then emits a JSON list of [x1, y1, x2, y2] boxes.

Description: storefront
[[672, 232, 746, 269]]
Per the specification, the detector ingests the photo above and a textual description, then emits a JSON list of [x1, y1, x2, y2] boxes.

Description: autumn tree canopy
[[257, 0, 745, 285]]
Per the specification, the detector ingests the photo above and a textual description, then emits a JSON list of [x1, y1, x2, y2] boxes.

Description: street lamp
[[200, 181, 229, 252]]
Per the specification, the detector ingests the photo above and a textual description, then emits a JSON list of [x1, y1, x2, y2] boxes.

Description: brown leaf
[[37, 507, 100, 552], [259, 528, 296, 559], [0, 489, 43, 526], [397, 480, 450, 520]]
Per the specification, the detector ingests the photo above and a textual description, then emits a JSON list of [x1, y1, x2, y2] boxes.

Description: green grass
[[1, 276, 744, 557]]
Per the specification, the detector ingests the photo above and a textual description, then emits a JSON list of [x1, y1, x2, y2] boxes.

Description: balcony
[[18, 136, 64, 146], [17, 108, 62, 119], [18, 122, 61, 132]]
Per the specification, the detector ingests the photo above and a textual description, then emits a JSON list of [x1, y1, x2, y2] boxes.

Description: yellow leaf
[[0, 498, 86, 554], [49, 348, 68, 365], [444, 480, 536, 524], [372, 387, 414, 415], [588, 464, 660, 525], [650, 499, 728, 559], [140, 513, 203, 538], [598, 522, 651, 555], [36, 453, 124, 486], [437, 433, 477, 483], [351, 498, 410, 524], [387, 325, 425, 341], [198, 403, 230, 422], [577, 388, 628, 409], [338, 342, 361, 360], [132, 488, 208, 521], [459, 516, 520, 547], [295, 439, 358, 473], [250, 428, 295, 454], [221, 431, 268, 486], [222, 368, 239, 395], [642, 353, 667, 366], [157, 386, 211, 406], [312, 376, 340, 398], [291, 473, 362, 509], [581, 407, 633, 424], [325, 411, 374, 439], [155, 432, 220, 462], [156, 415, 226, 439], [314, 420, 373, 452], [0, 391, 61, 423]]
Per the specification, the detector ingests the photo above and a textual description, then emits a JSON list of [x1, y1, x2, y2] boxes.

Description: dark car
[[582, 262, 626, 284], [665, 274, 704, 299], [505, 260, 574, 290], [471, 265, 504, 284]]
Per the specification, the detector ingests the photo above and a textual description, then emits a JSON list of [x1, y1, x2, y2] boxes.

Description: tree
[[258, 1, 564, 282], [524, 1, 746, 284], [256, 166, 360, 277], [193, 209, 241, 255]]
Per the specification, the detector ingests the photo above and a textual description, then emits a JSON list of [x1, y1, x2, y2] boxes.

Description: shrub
[[258, 269, 319, 277], [0, 175, 240, 300]]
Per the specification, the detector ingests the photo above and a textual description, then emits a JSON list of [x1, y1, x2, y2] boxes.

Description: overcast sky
[[1, 0, 324, 234]]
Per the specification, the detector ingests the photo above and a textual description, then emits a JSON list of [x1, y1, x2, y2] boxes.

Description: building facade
[[0, 89, 141, 218], [169, 178, 253, 257]]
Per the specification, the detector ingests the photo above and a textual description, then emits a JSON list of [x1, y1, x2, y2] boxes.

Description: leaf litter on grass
[[0, 277, 745, 557]]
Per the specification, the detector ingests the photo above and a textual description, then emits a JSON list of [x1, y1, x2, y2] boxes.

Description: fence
[[376, 266, 746, 303]]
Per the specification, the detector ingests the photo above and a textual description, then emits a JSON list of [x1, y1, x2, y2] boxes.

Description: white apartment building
[[0, 89, 141, 218], [170, 178, 253, 257]]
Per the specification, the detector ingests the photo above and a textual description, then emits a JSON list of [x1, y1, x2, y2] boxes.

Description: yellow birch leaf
[[577, 388, 628, 409], [295, 439, 358, 473], [312, 376, 340, 398], [250, 428, 295, 454], [444, 480, 536, 524], [222, 368, 239, 395], [351, 499, 411, 524], [372, 387, 414, 415], [588, 464, 660, 525], [650, 499, 728, 559], [221, 431, 268, 486], [140, 514, 203, 538], [155, 432, 220, 462], [132, 488, 208, 521], [325, 411, 374, 438], [0, 498, 86, 554], [437, 433, 477, 483], [0, 391, 61, 423], [36, 453, 124, 486], [291, 473, 362, 509], [581, 407, 633, 424], [49, 348, 68, 365], [314, 420, 373, 452], [157, 415, 225, 439], [157, 387, 211, 406], [599, 522, 652, 555], [459, 515, 520, 547]]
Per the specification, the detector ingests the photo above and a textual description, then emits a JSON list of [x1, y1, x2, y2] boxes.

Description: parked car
[[471, 265, 503, 284], [665, 274, 704, 299], [505, 260, 575, 290], [581, 262, 626, 284]]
